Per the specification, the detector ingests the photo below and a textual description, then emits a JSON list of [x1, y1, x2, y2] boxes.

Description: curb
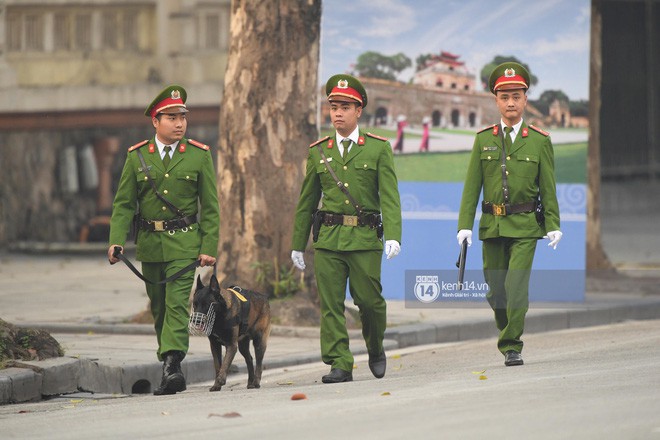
[[2, 299, 660, 405]]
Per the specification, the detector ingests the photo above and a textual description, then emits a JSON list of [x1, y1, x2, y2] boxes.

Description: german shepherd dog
[[190, 274, 271, 391]]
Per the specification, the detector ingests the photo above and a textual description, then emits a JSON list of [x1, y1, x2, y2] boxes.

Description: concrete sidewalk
[[2, 250, 660, 404]]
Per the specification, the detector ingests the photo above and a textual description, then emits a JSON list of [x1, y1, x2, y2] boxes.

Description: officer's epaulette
[[188, 139, 210, 150], [529, 124, 550, 137], [477, 124, 497, 134], [309, 136, 331, 148], [366, 132, 388, 142], [127, 140, 149, 152]]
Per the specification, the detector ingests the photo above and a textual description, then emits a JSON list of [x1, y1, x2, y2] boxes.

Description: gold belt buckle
[[343, 215, 358, 226], [152, 220, 165, 231], [492, 204, 506, 216]]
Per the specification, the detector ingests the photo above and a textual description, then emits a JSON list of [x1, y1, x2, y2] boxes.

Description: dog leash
[[112, 246, 204, 285]]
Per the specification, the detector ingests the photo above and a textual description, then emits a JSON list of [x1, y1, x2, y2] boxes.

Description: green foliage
[[353, 51, 412, 81], [480, 55, 538, 92], [251, 257, 304, 299], [415, 53, 434, 72], [569, 100, 589, 117]]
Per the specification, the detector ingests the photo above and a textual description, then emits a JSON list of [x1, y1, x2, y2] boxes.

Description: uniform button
[[162, 206, 167, 211], [165, 173, 170, 178], [344, 182, 349, 187], [144, 176, 148, 181], [487, 156, 491, 160], [343, 166, 348, 170], [186, 175, 190, 180], [345, 200, 350, 205], [526, 157, 530, 161], [506, 156, 511, 160], [363, 164, 368, 168], [506, 171, 509, 175], [163, 190, 168, 194]]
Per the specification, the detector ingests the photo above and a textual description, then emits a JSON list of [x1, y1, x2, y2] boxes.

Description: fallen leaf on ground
[[208, 412, 242, 418], [291, 393, 307, 401], [471, 370, 486, 375], [161, 411, 170, 416], [277, 381, 294, 386], [392, 354, 401, 359], [479, 375, 488, 380], [381, 392, 391, 396]]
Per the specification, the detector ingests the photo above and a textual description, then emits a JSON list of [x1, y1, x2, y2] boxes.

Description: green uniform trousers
[[314, 248, 385, 372], [482, 237, 537, 355], [142, 258, 196, 360]]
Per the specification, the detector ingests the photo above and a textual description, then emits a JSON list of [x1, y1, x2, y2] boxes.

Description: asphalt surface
[[1, 240, 659, 406]]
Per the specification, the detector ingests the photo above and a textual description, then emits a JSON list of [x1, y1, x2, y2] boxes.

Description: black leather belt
[[139, 215, 197, 232], [482, 201, 537, 216], [321, 212, 381, 228]]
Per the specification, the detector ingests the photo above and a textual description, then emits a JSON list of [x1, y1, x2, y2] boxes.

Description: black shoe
[[321, 368, 353, 383], [504, 350, 524, 367], [154, 351, 187, 395], [368, 351, 387, 378]]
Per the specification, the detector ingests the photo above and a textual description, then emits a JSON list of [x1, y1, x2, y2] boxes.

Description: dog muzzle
[[188, 305, 216, 337]]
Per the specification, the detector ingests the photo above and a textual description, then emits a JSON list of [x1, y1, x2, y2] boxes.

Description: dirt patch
[[0, 319, 64, 368]]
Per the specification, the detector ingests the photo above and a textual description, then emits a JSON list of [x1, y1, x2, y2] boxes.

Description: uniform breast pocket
[[354, 160, 377, 182], [135, 168, 159, 190], [176, 170, 199, 196], [316, 162, 337, 186], [480, 151, 501, 176], [513, 153, 539, 177]]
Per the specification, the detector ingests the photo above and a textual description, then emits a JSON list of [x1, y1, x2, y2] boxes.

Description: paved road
[[2, 319, 658, 440]]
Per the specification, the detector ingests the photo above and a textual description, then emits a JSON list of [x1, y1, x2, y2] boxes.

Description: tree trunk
[[587, 0, 614, 271], [217, 0, 322, 298]]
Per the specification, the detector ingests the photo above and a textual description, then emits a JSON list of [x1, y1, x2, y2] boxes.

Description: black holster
[[376, 219, 384, 240], [312, 210, 323, 243], [132, 213, 139, 244], [535, 198, 545, 227]]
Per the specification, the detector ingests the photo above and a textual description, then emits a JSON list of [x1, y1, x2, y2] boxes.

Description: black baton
[[456, 239, 468, 289]]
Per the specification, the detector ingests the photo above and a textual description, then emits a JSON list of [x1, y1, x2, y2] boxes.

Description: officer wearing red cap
[[457, 62, 562, 367], [107, 85, 220, 395], [291, 74, 402, 383]]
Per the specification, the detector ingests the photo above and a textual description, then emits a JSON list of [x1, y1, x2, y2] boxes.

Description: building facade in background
[[0, 0, 230, 247]]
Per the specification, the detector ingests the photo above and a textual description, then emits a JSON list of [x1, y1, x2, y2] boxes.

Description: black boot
[[153, 351, 187, 395]]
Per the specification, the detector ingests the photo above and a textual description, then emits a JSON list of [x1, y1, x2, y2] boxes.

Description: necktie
[[341, 139, 351, 160], [162, 145, 172, 168], [504, 126, 513, 151]]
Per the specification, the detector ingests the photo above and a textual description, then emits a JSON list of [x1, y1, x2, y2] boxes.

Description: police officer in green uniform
[[291, 74, 402, 383], [107, 85, 220, 394], [457, 62, 562, 366]]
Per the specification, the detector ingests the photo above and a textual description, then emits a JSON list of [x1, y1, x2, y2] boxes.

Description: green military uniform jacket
[[458, 121, 560, 239], [109, 137, 220, 262], [292, 130, 402, 252]]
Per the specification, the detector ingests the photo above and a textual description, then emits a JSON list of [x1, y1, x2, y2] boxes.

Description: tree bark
[[587, 0, 614, 271], [217, 0, 322, 296]]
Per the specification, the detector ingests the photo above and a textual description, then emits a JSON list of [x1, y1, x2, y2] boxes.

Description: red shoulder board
[[366, 132, 388, 141], [128, 140, 149, 152], [188, 139, 210, 150], [476, 124, 497, 135], [529, 125, 550, 137], [309, 136, 331, 148]]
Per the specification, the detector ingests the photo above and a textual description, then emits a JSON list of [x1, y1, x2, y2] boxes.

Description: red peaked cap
[[325, 74, 368, 108]]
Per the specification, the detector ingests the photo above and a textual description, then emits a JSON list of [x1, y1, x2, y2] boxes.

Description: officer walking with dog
[[107, 85, 220, 395], [291, 74, 402, 383], [457, 62, 561, 367]]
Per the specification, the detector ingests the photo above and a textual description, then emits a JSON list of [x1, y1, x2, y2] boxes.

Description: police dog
[[190, 274, 271, 391]]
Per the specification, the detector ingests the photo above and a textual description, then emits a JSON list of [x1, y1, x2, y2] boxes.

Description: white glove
[[291, 250, 306, 270], [457, 229, 472, 247], [385, 240, 401, 260], [544, 230, 563, 250]]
